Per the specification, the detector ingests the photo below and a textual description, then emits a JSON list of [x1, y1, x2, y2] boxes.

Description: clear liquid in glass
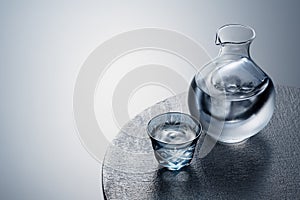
[[147, 112, 202, 170], [149, 122, 199, 170], [189, 71, 275, 143]]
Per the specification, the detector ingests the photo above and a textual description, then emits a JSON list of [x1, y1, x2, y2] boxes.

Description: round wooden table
[[102, 85, 300, 199]]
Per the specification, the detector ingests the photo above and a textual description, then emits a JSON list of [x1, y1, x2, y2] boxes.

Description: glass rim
[[146, 112, 203, 145], [216, 24, 256, 45]]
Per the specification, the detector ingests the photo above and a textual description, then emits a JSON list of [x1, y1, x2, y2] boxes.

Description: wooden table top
[[102, 85, 300, 200]]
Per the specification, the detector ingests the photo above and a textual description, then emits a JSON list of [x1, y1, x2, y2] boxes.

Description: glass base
[[206, 134, 250, 145], [163, 163, 191, 171], [217, 138, 249, 145]]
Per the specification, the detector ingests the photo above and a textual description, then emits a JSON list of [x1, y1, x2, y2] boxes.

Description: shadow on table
[[153, 166, 202, 200], [152, 133, 271, 199], [201, 133, 272, 198]]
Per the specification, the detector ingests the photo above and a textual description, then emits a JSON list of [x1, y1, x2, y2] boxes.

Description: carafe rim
[[215, 24, 256, 46]]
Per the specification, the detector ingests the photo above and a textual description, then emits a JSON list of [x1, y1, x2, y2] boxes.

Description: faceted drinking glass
[[147, 112, 202, 170]]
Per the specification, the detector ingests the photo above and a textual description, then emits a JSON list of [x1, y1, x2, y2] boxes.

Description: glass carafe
[[188, 24, 275, 144]]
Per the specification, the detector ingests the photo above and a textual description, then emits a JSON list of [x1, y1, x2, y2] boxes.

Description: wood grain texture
[[102, 85, 300, 200]]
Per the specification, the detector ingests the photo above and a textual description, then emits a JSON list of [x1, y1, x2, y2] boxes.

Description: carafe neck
[[218, 43, 251, 58], [215, 24, 255, 58]]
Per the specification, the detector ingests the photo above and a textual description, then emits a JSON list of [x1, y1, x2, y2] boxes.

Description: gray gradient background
[[0, 1, 299, 200]]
